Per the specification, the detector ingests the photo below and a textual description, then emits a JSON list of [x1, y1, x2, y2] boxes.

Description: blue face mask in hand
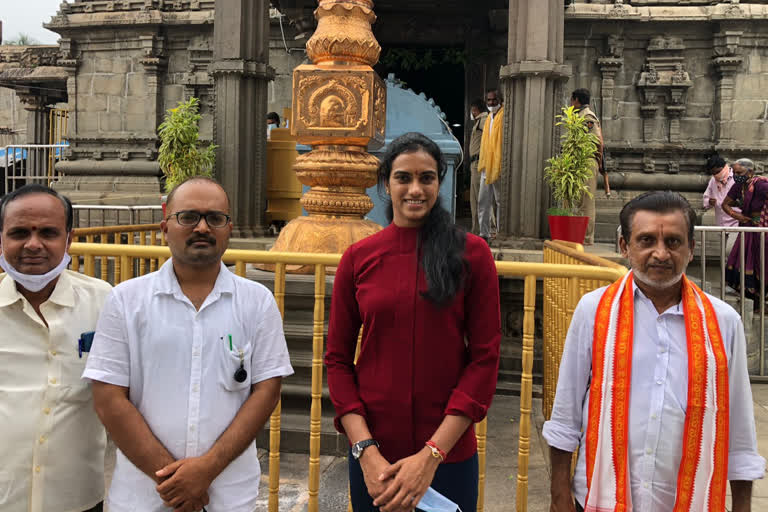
[[415, 487, 462, 512]]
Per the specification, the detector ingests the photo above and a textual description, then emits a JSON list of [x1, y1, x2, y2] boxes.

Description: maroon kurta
[[325, 223, 501, 464]]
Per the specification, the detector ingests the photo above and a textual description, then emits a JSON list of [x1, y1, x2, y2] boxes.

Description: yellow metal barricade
[[48, 108, 69, 182], [541, 241, 627, 420], [66, 242, 626, 512]]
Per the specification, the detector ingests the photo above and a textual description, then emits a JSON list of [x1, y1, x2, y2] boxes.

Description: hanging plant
[[158, 97, 217, 193]]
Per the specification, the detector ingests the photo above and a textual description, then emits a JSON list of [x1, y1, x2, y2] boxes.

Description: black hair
[[486, 88, 503, 103], [377, 132, 468, 306], [619, 191, 697, 246], [705, 154, 726, 172], [165, 176, 230, 213], [267, 112, 280, 125], [571, 88, 591, 106], [470, 98, 485, 111], [0, 184, 73, 232]]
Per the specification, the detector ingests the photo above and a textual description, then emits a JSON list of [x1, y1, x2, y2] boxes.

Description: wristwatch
[[351, 439, 379, 459]]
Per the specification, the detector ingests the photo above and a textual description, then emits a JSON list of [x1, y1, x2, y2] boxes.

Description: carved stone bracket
[[636, 36, 692, 143]]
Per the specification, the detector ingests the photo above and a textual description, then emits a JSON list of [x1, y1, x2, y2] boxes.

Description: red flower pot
[[548, 215, 589, 244]]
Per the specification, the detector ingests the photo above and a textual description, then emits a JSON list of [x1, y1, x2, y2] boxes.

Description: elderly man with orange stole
[[544, 191, 764, 512]]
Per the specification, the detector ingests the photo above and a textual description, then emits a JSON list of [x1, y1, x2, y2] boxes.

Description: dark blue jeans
[[349, 451, 478, 512]]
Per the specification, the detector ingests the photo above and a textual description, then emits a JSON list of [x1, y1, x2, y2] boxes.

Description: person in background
[[545, 191, 764, 512], [267, 111, 281, 139], [477, 88, 504, 244], [468, 98, 488, 235], [326, 132, 501, 512], [84, 177, 293, 512], [722, 158, 768, 305], [703, 154, 740, 254], [0, 184, 112, 512], [570, 88, 603, 245]]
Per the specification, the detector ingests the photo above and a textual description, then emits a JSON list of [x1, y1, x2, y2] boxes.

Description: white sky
[[2, 0, 64, 44]]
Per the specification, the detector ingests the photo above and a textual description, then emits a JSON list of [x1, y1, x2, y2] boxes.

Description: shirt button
[[35, 466, 41, 473], [43, 407, 50, 415], [39, 436, 46, 444], [50, 350, 57, 356], [190, 425, 196, 432], [192, 385, 199, 392], [646, 448, 652, 455], [656, 379, 663, 385], [651, 413, 658, 420], [660, 347, 667, 354], [643, 482, 649, 489], [49, 378, 57, 385]]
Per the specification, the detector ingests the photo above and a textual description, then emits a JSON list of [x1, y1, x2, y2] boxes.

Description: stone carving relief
[[636, 36, 693, 143], [643, 156, 655, 174], [667, 161, 679, 174]]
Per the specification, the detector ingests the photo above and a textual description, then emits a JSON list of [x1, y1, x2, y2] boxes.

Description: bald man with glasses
[[84, 177, 293, 512]]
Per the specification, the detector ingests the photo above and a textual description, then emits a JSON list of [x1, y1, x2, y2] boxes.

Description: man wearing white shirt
[[703, 154, 740, 254], [544, 191, 764, 512], [85, 177, 293, 512], [0, 184, 111, 512]]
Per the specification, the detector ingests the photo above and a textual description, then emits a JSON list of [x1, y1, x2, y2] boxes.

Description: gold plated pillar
[[270, 0, 386, 257]]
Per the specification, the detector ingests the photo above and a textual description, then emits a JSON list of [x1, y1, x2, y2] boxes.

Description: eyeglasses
[[168, 210, 231, 228]]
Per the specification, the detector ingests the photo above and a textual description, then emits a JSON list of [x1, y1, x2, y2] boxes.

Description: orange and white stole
[[585, 272, 729, 512]]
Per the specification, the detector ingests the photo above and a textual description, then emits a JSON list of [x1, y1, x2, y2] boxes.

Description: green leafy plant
[[544, 106, 599, 215], [158, 97, 216, 193]]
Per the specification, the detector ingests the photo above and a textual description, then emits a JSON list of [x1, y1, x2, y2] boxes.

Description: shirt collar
[[632, 279, 684, 316], [0, 270, 75, 308], [153, 259, 235, 302]]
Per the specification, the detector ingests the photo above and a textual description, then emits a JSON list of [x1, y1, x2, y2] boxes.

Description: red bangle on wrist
[[425, 440, 446, 462]]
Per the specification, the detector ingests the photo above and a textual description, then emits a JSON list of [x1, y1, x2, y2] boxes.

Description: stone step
[[256, 410, 348, 456]]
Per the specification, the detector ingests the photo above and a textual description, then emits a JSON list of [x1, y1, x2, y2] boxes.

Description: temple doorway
[[374, 46, 470, 227]]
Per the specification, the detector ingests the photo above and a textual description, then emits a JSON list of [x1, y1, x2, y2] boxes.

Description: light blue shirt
[[543, 282, 765, 511]]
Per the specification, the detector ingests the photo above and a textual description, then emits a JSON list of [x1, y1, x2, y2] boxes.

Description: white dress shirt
[[543, 282, 765, 511], [83, 261, 294, 512], [703, 166, 740, 228], [0, 270, 111, 512]]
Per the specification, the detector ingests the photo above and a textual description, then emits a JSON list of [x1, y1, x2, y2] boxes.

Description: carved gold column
[[270, 0, 386, 257]]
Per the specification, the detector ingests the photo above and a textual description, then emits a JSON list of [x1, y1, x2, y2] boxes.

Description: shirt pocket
[[218, 340, 253, 392], [61, 354, 91, 402]]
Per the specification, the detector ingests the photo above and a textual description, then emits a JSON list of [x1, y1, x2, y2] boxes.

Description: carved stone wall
[[565, 1, 768, 242], [44, 1, 216, 204], [0, 88, 25, 146]]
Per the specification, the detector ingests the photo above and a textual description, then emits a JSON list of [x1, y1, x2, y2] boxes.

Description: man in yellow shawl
[[477, 89, 504, 244]]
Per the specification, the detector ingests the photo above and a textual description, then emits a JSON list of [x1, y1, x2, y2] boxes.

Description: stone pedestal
[[498, 0, 570, 240], [213, 0, 272, 237]]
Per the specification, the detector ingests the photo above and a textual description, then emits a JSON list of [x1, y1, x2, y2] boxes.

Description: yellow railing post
[[516, 275, 536, 512], [476, 417, 488, 512], [268, 262, 286, 512], [308, 263, 326, 512]]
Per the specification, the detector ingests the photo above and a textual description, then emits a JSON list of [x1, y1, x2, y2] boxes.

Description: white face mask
[[487, 104, 501, 114], [416, 487, 462, 512], [0, 251, 71, 292]]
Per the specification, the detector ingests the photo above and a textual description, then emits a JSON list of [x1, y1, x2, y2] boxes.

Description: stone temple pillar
[[213, 0, 272, 237], [497, 0, 570, 240], [18, 92, 51, 181]]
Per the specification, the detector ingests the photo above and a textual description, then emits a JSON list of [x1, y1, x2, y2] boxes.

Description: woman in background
[[325, 132, 501, 512], [723, 158, 768, 305]]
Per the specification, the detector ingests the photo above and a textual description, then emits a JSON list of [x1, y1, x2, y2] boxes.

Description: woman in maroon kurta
[[325, 132, 501, 512]]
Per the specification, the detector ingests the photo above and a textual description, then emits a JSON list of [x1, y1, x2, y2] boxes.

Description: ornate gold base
[[267, 215, 382, 273]]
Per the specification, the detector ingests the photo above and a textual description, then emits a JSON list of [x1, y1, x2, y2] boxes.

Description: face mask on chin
[[0, 251, 71, 293], [487, 104, 501, 114]]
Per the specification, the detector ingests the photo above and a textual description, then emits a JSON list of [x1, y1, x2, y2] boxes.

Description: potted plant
[[543, 105, 599, 244], [157, 97, 217, 215]]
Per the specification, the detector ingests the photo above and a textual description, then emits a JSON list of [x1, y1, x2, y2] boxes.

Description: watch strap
[[352, 439, 379, 458]]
